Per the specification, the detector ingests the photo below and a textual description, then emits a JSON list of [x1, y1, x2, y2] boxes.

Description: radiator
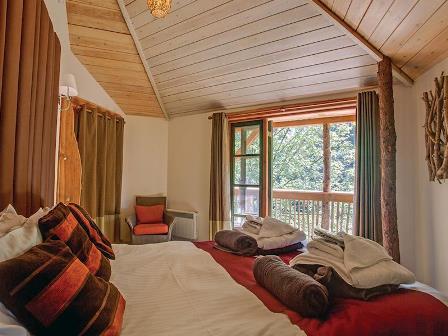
[[167, 209, 198, 241]]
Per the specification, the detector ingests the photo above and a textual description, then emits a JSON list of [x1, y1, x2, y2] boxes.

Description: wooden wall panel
[[66, 0, 164, 118]]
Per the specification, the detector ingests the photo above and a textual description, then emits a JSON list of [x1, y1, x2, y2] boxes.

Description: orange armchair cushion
[[135, 204, 164, 224], [133, 223, 169, 236]]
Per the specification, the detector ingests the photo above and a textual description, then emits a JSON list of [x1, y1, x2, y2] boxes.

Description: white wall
[[168, 113, 212, 241], [44, 0, 122, 114], [121, 116, 169, 215], [407, 57, 448, 295]]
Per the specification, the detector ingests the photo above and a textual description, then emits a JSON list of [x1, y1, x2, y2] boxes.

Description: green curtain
[[354, 91, 382, 243], [75, 105, 124, 241], [209, 112, 231, 239]]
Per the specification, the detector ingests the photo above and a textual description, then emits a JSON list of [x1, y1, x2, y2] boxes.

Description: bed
[[109, 241, 448, 336]]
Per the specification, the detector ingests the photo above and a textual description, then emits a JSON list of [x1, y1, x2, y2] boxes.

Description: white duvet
[[110, 241, 304, 336]]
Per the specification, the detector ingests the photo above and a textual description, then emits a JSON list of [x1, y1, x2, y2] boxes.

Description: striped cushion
[[39, 203, 111, 280], [68, 203, 115, 260], [0, 240, 125, 336]]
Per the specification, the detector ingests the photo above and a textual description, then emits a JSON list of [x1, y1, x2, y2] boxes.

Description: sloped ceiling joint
[[309, 0, 414, 87], [117, 0, 170, 120]]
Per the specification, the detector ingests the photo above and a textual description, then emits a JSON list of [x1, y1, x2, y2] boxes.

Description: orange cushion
[[133, 223, 168, 236], [135, 204, 164, 224]]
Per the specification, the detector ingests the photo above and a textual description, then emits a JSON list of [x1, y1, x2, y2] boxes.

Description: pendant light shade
[[147, 0, 171, 18]]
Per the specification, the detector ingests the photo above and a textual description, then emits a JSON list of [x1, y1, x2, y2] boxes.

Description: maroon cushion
[[135, 204, 164, 224], [68, 203, 115, 260], [133, 223, 169, 236], [38, 203, 111, 280], [0, 240, 125, 336]]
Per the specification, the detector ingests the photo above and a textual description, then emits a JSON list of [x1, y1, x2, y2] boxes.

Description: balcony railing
[[272, 190, 354, 238]]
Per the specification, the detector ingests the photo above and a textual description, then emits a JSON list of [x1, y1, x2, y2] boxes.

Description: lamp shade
[[59, 73, 78, 97]]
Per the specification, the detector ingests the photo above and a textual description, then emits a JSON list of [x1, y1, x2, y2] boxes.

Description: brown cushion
[[68, 203, 115, 260], [133, 223, 169, 235], [135, 204, 164, 224], [39, 203, 111, 280], [0, 240, 125, 336]]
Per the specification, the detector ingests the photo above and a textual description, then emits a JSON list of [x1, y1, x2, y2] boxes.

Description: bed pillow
[[0, 240, 125, 336], [0, 207, 26, 238], [135, 204, 164, 224], [38, 203, 111, 280], [0, 208, 47, 262], [67, 203, 115, 259]]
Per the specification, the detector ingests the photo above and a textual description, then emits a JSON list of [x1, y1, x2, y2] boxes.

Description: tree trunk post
[[378, 57, 400, 263], [322, 123, 331, 230]]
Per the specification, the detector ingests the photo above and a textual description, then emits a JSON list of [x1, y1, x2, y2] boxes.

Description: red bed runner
[[194, 241, 448, 336]]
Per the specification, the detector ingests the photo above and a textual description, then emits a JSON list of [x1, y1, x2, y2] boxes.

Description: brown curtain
[[354, 91, 382, 243], [74, 105, 124, 240], [209, 112, 231, 239], [0, 0, 61, 216]]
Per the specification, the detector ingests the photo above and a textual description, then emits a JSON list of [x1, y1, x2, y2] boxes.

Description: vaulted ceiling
[[67, 0, 448, 118]]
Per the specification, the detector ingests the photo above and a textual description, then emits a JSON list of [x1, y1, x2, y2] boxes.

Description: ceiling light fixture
[[147, 0, 171, 18]]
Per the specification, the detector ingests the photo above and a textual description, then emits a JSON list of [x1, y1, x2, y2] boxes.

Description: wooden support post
[[322, 123, 331, 230], [378, 57, 400, 263]]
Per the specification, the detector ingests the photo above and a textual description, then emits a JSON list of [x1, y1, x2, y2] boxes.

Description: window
[[230, 121, 263, 227], [228, 99, 357, 232]]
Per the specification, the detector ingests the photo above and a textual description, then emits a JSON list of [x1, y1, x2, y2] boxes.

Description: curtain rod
[[70, 97, 125, 123]]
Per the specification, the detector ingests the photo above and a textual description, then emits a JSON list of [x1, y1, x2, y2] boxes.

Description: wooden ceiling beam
[[309, 0, 414, 87], [117, 0, 170, 120]]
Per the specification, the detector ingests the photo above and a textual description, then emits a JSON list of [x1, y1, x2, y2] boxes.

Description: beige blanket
[[111, 241, 305, 336]]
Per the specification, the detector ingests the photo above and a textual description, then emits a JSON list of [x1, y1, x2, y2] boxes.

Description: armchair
[[125, 196, 178, 244]]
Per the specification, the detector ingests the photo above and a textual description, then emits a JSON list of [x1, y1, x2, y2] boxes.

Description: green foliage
[[272, 122, 355, 192]]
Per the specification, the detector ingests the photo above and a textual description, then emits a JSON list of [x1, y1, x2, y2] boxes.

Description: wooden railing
[[272, 190, 354, 238]]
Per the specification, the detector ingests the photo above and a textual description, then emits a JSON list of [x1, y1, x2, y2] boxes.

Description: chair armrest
[[164, 212, 175, 226], [126, 215, 137, 230]]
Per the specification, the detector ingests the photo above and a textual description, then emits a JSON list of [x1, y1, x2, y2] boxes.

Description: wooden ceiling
[[319, 0, 448, 79], [69, 0, 448, 118], [66, 0, 165, 117], [123, 0, 379, 117]]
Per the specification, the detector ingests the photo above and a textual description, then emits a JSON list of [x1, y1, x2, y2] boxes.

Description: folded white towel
[[290, 234, 415, 288], [241, 215, 263, 235], [241, 229, 306, 250], [258, 217, 296, 238]]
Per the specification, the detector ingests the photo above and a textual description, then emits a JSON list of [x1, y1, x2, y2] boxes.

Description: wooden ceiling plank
[[309, 0, 413, 86], [344, 0, 372, 29], [145, 4, 318, 62], [71, 45, 142, 63], [118, 0, 170, 119], [332, 0, 352, 19], [72, 0, 121, 11], [356, 0, 393, 39], [105, 90, 157, 101], [160, 48, 369, 99], [76, 55, 146, 72], [98, 81, 156, 94], [381, 0, 445, 56], [169, 76, 377, 117], [67, 1, 129, 34], [156, 34, 354, 90], [401, 24, 448, 78], [113, 98, 161, 108], [367, 0, 419, 49], [162, 59, 375, 104], [68, 24, 137, 54], [140, 0, 294, 51], [149, 15, 331, 75], [163, 65, 377, 110], [135, 0, 229, 39], [391, 0, 448, 68]]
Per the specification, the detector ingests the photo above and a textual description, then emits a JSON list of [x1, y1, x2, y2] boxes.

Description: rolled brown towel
[[214, 230, 258, 256], [292, 264, 399, 300], [253, 256, 329, 318]]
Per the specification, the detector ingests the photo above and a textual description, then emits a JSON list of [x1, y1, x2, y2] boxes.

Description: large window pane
[[233, 186, 260, 216], [272, 125, 323, 191], [234, 157, 260, 185], [330, 122, 355, 192]]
